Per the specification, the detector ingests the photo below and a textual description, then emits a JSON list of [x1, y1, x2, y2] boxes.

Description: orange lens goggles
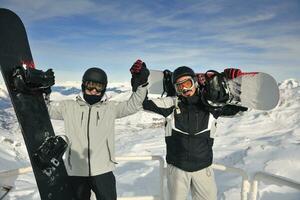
[[174, 78, 195, 94], [84, 81, 105, 93]]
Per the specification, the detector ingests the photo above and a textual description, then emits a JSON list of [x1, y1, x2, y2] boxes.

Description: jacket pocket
[[106, 139, 118, 164]]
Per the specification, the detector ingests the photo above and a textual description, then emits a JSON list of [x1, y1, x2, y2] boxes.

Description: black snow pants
[[69, 171, 117, 200]]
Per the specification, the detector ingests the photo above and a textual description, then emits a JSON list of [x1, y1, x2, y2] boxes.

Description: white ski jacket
[[47, 85, 147, 176]]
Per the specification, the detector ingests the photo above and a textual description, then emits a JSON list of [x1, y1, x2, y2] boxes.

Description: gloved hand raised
[[130, 59, 150, 92]]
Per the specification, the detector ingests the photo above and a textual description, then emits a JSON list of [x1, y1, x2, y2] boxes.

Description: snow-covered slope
[[213, 79, 300, 199], [0, 80, 299, 200]]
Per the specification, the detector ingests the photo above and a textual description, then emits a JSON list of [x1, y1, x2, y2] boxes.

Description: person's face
[[83, 81, 105, 96], [175, 75, 197, 97]]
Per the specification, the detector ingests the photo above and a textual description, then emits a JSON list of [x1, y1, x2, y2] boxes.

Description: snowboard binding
[[199, 70, 247, 110], [11, 64, 54, 95], [200, 70, 230, 104], [33, 135, 69, 177]]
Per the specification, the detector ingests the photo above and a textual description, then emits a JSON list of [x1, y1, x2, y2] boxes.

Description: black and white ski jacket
[[143, 94, 241, 172]]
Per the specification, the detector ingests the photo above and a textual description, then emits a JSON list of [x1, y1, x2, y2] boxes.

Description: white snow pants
[[167, 164, 217, 200]]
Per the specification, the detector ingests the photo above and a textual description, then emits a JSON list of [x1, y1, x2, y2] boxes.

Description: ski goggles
[[174, 77, 195, 95], [83, 81, 106, 93]]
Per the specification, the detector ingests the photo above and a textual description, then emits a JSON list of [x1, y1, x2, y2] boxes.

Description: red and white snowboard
[[148, 70, 280, 110]]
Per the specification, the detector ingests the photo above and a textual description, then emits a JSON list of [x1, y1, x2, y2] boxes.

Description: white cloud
[[1, 0, 95, 21], [1, 0, 298, 81]]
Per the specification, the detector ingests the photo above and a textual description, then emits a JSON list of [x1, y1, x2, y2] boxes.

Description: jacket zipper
[[87, 107, 92, 176], [187, 105, 190, 161]]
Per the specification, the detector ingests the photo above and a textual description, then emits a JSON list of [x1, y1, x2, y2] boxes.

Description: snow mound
[[275, 79, 300, 110], [0, 85, 11, 109], [0, 85, 8, 99], [279, 79, 300, 89]]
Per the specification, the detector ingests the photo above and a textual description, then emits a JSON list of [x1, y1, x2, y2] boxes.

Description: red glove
[[130, 59, 149, 92], [130, 59, 143, 74], [223, 68, 242, 79]]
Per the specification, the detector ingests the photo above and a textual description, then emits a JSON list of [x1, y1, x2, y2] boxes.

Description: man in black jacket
[[143, 66, 246, 200]]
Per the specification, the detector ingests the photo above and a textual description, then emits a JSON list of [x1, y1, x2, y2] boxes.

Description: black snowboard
[[0, 8, 74, 199]]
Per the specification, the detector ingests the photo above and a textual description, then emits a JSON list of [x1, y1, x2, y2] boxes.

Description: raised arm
[[115, 60, 149, 118], [206, 104, 248, 119], [16, 66, 66, 120], [143, 96, 175, 118]]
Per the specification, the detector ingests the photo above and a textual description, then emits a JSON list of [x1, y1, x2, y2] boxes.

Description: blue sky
[[1, 0, 299, 82]]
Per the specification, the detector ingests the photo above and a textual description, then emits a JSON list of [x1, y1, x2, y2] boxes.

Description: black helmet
[[172, 66, 196, 84], [81, 67, 108, 99], [82, 67, 107, 84]]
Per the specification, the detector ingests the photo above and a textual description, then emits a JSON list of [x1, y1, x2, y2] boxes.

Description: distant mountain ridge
[[0, 83, 129, 100], [0, 79, 299, 108]]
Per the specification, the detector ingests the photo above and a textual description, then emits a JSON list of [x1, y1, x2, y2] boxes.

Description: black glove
[[220, 105, 248, 116], [163, 69, 176, 96], [223, 68, 242, 79], [25, 68, 55, 88], [130, 59, 150, 92], [202, 71, 229, 103]]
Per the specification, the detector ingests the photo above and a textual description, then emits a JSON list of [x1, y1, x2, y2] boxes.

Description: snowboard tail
[[0, 8, 74, 199]]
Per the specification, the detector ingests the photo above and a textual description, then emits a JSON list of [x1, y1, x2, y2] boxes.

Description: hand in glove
[[130, 59, 150, 92], [223, 68, 242, 79], [220, 105, 248, 116]]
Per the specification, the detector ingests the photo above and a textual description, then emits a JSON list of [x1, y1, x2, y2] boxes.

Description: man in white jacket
[[46, 60, 149, 200]]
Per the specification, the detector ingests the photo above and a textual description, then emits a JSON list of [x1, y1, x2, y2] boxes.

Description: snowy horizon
[[0, 78, 300, 199]]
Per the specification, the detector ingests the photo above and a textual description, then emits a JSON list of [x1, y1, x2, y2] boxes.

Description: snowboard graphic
[[0, 8, 74, 199], [148, 69, 280, 110]]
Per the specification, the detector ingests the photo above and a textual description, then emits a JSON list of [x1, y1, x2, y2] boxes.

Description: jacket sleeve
[[208, 105, 248, 119], [46, 100, 66, 120], [114, 85, 148, 118], [142, 96, 175, 118]]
